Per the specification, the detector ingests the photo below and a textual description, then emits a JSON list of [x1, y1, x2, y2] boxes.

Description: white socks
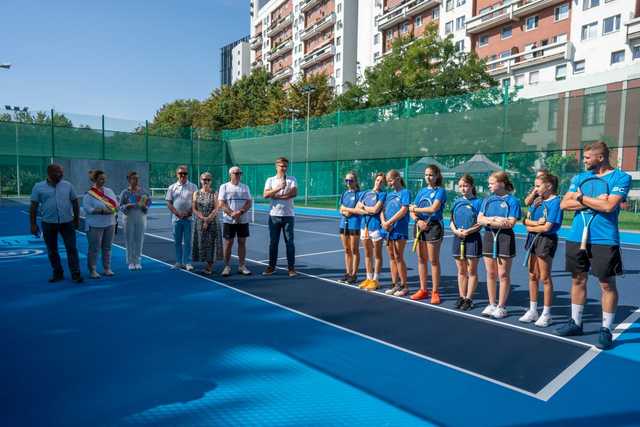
[[542, 306, 551, 316], [529, 301, 538, 312], [602, 312, 615, 330], [571, 304, 584, 326], [373, 272, 379, 281], [366, 272, 373, 280]]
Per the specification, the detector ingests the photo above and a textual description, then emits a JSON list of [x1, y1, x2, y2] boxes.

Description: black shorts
[[525, 234, 558, 259], [414, 221, 443, 242], [452, 232, 482, 258], [565, 241, 623, 281], [339, 227, 360, 236], [223, 223, 250, 239], [482, 229, 516, 258]]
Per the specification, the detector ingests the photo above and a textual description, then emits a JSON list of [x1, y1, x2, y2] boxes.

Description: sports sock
[[602, 311, 615, 330], [542, 306, 551, 316], [366, 272, 372, 280], [529, 301, 538, 312], [571, 304, 584, 326]]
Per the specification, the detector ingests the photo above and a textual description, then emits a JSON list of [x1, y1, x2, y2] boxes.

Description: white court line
[[259, 248, 351, 264], [536, 347, 601, 401]]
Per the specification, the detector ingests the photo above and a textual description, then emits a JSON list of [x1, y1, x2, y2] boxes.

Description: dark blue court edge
[[128, 232, 590, 395]]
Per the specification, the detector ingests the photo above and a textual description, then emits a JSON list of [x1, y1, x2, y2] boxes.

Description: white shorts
[[360, 228, 383, 242]]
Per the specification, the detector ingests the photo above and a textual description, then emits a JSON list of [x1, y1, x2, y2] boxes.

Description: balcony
[[627, 17, 640, 43], [251, 58, 264, 68], [300, 0, 323, 13], [267, 13, 293, 37], [300, 43, 335, 69], [301, 12, 336, 41], [250, 35, 263, 49], [512, 0, 566, 18], [270, 66, 293, 83], [376, 0, 441, 31], [270, 39, 293, 60], [485, 41, 574, 76], [466, 2, 516, 34]]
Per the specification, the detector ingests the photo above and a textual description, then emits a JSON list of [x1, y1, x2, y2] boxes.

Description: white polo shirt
[[264, 175, 297, 217]]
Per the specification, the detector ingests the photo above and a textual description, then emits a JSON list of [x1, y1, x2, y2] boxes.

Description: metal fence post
[[101, 114, 106, 160], [145, 120, 149, 162], [50, 109, 55, 163]]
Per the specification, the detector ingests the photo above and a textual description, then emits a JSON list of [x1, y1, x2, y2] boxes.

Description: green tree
[[148, 99, 201, 138]]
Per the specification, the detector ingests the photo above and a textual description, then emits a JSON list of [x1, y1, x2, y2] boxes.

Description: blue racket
[[578, 176, 610, 251], [361, 191, 379, 238], [383, 194, 401, 246], [522, 202, 548, 267], [340, 190, 358, 234], [412, 195, 432, 252], [451, 198, 476, 260], [483, 195, 510, 259]]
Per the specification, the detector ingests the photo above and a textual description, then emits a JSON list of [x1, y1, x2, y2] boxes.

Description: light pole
[[301, 84, 316, 205], [284, 107, 300, 176], [5, 105, 28, 197]]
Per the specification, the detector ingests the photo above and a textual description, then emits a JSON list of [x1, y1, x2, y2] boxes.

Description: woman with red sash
[[83, 170, 119, 279]]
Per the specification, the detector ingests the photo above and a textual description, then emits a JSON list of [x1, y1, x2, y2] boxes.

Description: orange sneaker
[[410, 289, 429, 301], [430, 291, 441, 305]]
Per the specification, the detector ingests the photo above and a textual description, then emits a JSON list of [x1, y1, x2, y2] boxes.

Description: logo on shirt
[[500, 202, 508, 209]]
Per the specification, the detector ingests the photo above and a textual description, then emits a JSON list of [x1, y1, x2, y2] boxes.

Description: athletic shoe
[[128, 264, 136, 271], [48, 274, 64, 283], [347, 275, 358, 285], [410, 289, 428, 301], [103, 270, 114, 277], [385, 284, 401, 295], [455, 296, 465, 309], [184, 264, 194, 272], [221, 266, 232, 277], [172, 263, 184, 270], [492, 306, 508, 319], [430, 291, 441, 305], [238, 265, 252, 276], [135, 264, 142, 270], [534, 313, 552, 328], [364, 280, 379, 291], [90, 270, 100, 279], [596, 327, 613, 350], [340, 273, 350, 283], [461, 298, 474, 311], [518, 309, 539, 323], [555, 319, 583, 336], [262, 266, 275, 276], [393, 287, 409, 297], [481, 304, 496, 317], [288, 269, 298, 277], [358, 279, 372, 289], [71, 274, 84, 284]]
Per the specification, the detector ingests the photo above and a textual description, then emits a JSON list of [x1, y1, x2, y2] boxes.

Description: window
[[554, 4, 569, 21], [603, 15, 621, 35], [374, 34, 380, 44], [500, 50, 511, 59], [553, 33, 568, 43], [634, 46, 640, 60], [525, 16, 539, 31], [445, 20, 453, 34], [336, 68, 341, 78], [501, 26, 512, 39], [529, 71, 539, 85], [581, 22, 597, 40], [455, 39, 465, 52], [401, 21, 409, 33], [548, 99, 559, 130], [336, 52, 341, 61], [336, 36, 342, 46], [583, 0, 599, 10], [432, 7, 440, 19], [555, 64, 567, 80], [446, 0, 454, 11], [457, 0, 466, 5], [479, 34, 489, 47], [456, 16, 465, 31], [480, 6, 492, 15], [583, 93, 606, 125], [337, 20, 343, 30], [574, 60, 585, 73], [502, 78, 510, 87], [386, 30, 393, 39], [337, 3, 342, 13], [416, 16, 423, 27], [514, 74, 525, 87], [611, 50, 625, 64]]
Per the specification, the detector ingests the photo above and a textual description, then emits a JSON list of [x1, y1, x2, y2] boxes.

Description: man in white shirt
[[218, 166, 253, 276], [263, 157, 298, 277], [165, 165, 198, 271]]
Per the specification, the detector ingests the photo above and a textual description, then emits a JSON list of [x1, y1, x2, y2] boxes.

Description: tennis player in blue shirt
[[557, 141, 631, 350], [338, 171, 363, 284]]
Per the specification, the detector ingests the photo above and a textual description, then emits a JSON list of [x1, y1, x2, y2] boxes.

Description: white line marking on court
[[612, 307, 640, 341], [251, 222, 338, 237], [260, 248, 353, 263], [536, 347, 601, 401]]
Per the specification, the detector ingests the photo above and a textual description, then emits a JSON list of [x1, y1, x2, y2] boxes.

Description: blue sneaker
[[596, 327, 613, 350], [555, 319, 583, 336]]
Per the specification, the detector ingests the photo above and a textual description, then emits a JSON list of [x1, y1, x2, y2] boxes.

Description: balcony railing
[[267, 13, 293, 37], [270, 66, 293, 83], [512, 0, 566, 18], [466, 2, 516, 34], [250, 35, 263, 49], [376, 0, 441, 31], [300, 43, 335, 68], [485, 41, 574, 75], [300, 0, 323, 13], [301, 12, 336, 41], [627, 17, 640, 43], [251, 58, 264, 68], [270, 39, 293, 60]]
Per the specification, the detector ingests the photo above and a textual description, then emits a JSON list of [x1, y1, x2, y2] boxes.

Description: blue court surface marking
[[3, 199, 640, 426]]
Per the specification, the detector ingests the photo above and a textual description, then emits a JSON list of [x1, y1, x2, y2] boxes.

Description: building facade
[[220, 36, 251, 86]]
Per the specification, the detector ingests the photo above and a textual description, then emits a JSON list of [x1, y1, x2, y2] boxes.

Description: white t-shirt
[[218, 182, 252, 224], [264, 175, 297, 217], [165, 181, 198, 223]]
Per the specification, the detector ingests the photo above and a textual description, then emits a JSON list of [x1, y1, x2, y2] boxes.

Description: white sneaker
[[535, 313, 552, 327], [492, 306, 508, 319], [128, 263, 135, 271], [221, 265, 232, 277], [238, 265, 252, 276], [172, 263, 184, 270], [519, 309, 539, 323], [481, 304, 496, 317], [184, 264, 194, 272], [135, 264, 142, 270]]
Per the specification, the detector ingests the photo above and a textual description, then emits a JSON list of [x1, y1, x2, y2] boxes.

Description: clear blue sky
[[0, 0, 248, 125]]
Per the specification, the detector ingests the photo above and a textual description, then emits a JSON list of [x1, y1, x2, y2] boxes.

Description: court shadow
[[511, 411, 640, 427]]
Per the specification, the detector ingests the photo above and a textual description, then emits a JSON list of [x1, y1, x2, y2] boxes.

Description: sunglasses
[[202, 178, 211, 182], [178, 172, 188, 176], [232, 172, 243, 175], [344, 179, 354, 183]]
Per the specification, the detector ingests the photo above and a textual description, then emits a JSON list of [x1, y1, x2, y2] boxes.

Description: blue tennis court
[[2, 198, 640, 426]]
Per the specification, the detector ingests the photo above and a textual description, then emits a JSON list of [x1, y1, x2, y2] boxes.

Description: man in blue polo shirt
[[30, 164, 83, 283], [557, 141, 631, 349]]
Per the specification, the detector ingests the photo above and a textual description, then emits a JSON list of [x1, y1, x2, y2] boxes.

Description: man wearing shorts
[[557, 141, 631, 349], [218, 166, 253, 277]]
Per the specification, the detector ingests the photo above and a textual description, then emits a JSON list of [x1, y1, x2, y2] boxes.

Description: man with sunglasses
[[263, 157, 298, 277], [218, 166, 253, 276], [166, 165, 198, 271]]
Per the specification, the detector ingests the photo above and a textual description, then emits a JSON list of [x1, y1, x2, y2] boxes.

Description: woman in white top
[[83, 169, 119, 279]]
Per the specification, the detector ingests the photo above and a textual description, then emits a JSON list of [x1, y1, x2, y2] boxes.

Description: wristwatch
[[577, 194, 584, 205]]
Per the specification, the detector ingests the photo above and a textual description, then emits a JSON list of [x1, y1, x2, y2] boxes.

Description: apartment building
[[249, 0, 358, 93], [220, 36, 251, 86]]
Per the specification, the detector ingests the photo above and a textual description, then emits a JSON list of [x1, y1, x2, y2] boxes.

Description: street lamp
[[5, 105, 29, 198], [284, 107, 300, 175], [301, 84, 316, 205]]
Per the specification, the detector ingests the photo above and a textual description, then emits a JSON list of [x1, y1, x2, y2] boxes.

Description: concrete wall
[[55, 158, 149, 196]]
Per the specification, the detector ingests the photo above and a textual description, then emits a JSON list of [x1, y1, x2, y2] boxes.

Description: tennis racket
[[340, 190, 358, 234], [483, 195, 510, 259], [522, 202, 548, 267], [451, 198, 476, 260], [361, 191, 379, 239], [411, 195, 432, 252], [578, 176, 610, 251], [383, 194, 401, 246]]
